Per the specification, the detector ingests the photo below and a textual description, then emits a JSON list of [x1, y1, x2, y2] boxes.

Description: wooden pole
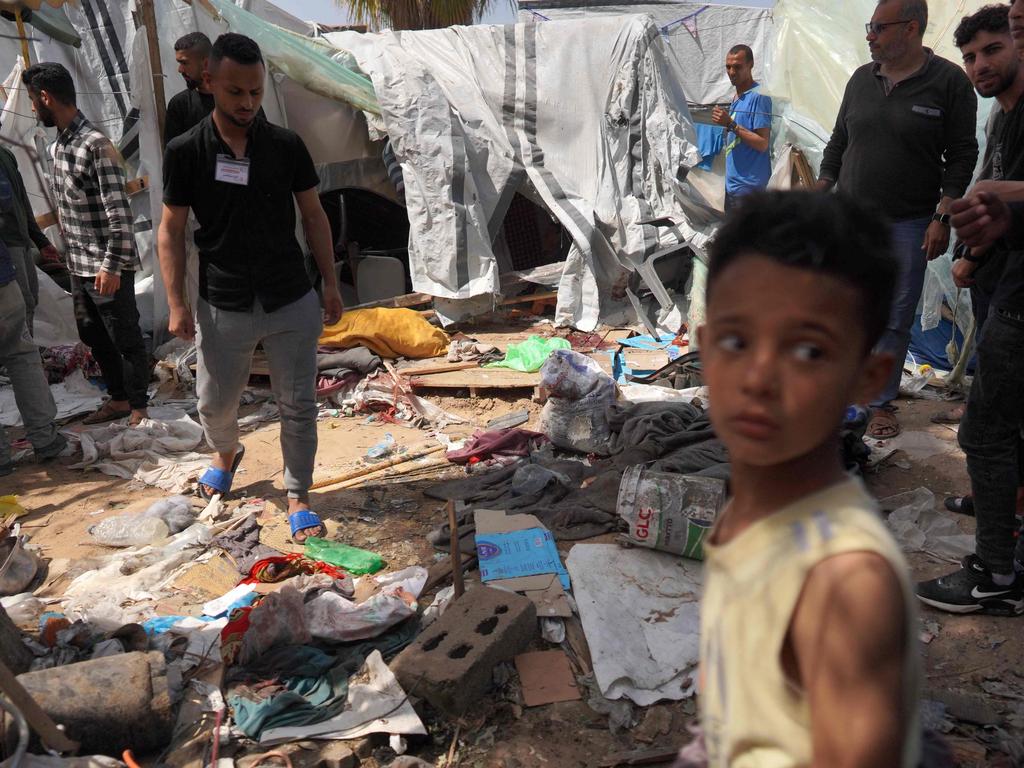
[[309, 444, 446, 490], [14, 9, 30, 68], [447, 500, 464, 600], [136, 0, 167, 148]]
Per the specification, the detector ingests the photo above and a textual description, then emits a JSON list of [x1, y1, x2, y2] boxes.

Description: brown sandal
[[82, 401, 131, 425], [867, 407, 902, 440]]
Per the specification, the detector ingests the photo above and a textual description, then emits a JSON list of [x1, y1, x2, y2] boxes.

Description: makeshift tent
[[0, 0, 394, 342], [0, 0, 1003, 343]]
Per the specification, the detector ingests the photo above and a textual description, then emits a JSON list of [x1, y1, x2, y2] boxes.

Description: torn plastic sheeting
[[208, 0, 379, 114], [60, 523, 214, 629], [566, 543, 701, 705], [324, 15, 708, 332], [0, 369, 103, 427], [259, 649, 427, 745], [883, 488, 974, 562], [304, 566, 428, 643]]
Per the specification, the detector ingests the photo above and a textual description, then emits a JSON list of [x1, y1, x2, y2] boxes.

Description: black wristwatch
[[932, 212, 951, 226]]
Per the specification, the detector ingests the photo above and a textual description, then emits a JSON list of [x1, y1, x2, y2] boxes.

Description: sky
[[273, 0, 519, 26]]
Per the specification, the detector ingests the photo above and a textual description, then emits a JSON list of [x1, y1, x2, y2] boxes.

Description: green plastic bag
[[305, 537, 385, 575], [484, 336, 571, 373]]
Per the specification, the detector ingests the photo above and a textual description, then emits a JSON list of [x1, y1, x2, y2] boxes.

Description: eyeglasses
[[865, 20, 912, 35]]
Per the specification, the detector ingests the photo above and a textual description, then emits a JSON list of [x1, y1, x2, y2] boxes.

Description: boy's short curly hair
[[707, 191, 897, 351]]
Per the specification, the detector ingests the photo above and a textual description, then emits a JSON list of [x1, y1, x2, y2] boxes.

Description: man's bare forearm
[[303, 209, 338, 289], [157, 220, 188, 310]]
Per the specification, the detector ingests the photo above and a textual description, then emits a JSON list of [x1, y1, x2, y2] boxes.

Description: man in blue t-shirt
[[712, 44, 772, 211]]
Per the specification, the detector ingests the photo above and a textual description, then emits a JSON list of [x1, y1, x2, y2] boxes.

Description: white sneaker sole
[[916, 593, 1024, 616]]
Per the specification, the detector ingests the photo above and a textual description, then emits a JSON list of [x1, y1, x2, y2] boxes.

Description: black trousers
[[70, 271, 150, 410], [961, 309, 1024, 574]]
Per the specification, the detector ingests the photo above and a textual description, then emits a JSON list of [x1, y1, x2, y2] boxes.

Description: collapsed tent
[[323, 16, 711, 330]]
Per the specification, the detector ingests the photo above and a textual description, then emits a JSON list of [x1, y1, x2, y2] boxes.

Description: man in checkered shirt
[[22, 63, 150, 426]]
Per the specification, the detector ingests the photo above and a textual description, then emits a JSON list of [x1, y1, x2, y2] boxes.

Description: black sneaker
[[916, 555, 1024, 616]]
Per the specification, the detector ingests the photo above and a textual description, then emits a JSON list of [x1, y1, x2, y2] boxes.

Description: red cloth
[[240, 553, 348, 585], [445, 429, 547, 465]]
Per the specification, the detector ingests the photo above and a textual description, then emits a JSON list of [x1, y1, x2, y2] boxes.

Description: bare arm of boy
[[787, 552, 909, 768]]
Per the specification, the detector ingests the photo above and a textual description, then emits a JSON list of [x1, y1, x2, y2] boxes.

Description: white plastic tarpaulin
[[325, 16, 709, 331]]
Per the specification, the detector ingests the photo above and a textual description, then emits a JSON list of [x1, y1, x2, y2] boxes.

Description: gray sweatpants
[[0, 280, 58, 465], [195, 290, 322, 497], [9, 246, 38, 336]]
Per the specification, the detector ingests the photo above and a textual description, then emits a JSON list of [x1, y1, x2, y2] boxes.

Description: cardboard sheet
[[515, 650, 582, 707]]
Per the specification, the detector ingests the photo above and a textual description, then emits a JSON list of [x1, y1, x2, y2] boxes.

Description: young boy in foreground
[[693, 191, 920, 767]]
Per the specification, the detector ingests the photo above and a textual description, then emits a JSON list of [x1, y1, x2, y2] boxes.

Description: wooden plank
[[35, 211, 58, 230], [409, 368, 540, 390], [423, 553, 478, 594], [397, 360, 480, 377], [136, 0, 167, 148], [349, 292, 435, 311], [126, 175, 150, 196]]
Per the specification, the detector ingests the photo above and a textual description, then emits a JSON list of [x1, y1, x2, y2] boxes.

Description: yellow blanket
[[319, 307, 450, 359]]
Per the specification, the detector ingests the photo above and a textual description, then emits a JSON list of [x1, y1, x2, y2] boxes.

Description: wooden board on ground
[[409, 368, 540, 397]]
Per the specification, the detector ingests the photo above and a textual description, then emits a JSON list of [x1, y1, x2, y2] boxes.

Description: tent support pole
[[137, 0, 167, 147], [14, 10, 30, 68]]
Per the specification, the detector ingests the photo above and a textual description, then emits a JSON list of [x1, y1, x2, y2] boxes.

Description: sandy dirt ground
[[3, 328, 1022, 767]]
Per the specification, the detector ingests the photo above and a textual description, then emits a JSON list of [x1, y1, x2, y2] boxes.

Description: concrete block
[[392, 586, 536, 714]]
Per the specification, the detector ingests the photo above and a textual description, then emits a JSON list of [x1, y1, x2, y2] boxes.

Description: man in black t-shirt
[[158, 33, 344, 543], [164, 32, 214, 147], [917, 6, 1024, 616]]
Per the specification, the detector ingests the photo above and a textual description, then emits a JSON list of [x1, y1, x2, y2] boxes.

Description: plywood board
[[409, 368, 540, 391]]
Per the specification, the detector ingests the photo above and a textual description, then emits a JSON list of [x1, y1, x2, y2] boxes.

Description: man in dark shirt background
[[164, 32, 214, 147], [818, 0, 978, 440], [158, 33, 343, 543]]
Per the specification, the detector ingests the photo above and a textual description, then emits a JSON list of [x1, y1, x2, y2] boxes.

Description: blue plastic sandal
[[289, 508, 325, 543], [198, 445, 245, 500]]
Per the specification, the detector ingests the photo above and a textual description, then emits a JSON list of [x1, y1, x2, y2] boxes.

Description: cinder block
[[392, 586, 536, 714]]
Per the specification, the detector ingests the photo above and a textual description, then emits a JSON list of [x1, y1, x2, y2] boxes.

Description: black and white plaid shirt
[[50, 111, 138, 277]]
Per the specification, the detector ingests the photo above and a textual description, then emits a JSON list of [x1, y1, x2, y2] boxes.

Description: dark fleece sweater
[[820, 51, 978, 221]]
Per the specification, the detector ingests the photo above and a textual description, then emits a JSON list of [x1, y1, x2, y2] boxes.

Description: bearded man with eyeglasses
[[817, 0, 978, 443]]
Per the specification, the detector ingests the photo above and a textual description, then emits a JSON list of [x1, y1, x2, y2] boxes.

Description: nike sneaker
[[916, 555, 1024, 616]]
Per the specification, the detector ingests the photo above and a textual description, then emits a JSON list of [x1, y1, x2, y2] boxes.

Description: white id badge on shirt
[[215, 154, 251, 185]]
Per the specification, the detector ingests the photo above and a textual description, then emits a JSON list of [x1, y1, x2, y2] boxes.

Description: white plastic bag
[[540, 349, 609, 400], [304, 566, 427, 642]]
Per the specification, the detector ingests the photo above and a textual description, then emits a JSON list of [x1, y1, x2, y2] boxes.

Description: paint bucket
[[616, 466, 725, 560]]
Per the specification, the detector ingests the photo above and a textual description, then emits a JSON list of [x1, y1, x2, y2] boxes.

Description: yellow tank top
[[699, 478, 920, 768]]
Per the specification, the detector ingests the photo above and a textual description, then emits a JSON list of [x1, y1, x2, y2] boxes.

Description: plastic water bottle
[[366, 433, 396, 461], [903, 364, 934, 395], [844, 405, 869, 430], [89, 515, 170, 547]]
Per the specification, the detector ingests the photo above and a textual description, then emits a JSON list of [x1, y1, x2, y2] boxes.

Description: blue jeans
[[873, 217, 931, 406]]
